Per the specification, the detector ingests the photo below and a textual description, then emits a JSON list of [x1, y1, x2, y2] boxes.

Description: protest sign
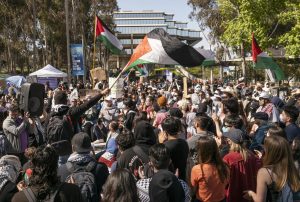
[[78, 89, 100, 100], [90, 67, 107, 81], [109, 77, 124, 99]]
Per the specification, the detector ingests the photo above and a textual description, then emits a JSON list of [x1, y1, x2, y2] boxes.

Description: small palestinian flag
[[95, 16, 123, 54], [252, 33, 285, 81], [195, 48, 216, 67], [125, 28, 205, 69]]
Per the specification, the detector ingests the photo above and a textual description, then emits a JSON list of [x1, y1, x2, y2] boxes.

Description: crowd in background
[[0, 76, 300, 202]]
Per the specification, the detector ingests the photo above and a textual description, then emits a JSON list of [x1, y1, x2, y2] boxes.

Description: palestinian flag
[[125, 28, 205, 69], [128, 64, 148, 76], [252, 33, 285, 80], [195, 48, 216, 66], [95, 16, 123, 54]]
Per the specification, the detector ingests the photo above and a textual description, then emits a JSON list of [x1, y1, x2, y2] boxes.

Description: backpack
[[46, 115, 73, 155], [23, 183, 62, 202], [65, 161, 98, 202], [0, 132, 9, 156]]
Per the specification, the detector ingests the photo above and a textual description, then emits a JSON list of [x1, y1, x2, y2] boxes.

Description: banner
[[71, 44, 84, 76], [165, 70, 173, 82], [109, 77, 124, 99]]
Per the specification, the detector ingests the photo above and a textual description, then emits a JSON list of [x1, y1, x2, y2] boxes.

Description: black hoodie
[[45, 93, 103, 135], [116, 121, 156, 172]]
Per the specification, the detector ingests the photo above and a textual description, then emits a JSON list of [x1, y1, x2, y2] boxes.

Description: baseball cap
[[259, 91, 271, 99], [253, 112, 269, 121], [105, 95, 113, 102], [71, 132, 93, 153], [223, 128, 244, 144]]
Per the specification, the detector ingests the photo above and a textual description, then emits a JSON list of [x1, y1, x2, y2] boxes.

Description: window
[[189, 31, 200, 38], [124, 49, 132, 54], [165, 15, 173, 20], [166, 21, 175, 26], [167, 28, 176, 35], [176, 29, 182, 36], [182, 30, 188, 36], [115, 19, 165, 25]]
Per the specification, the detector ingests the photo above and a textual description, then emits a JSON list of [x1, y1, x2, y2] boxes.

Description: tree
[[188, 0, 299, 56], [0, 0, 119, 75], [188, 0, 223, 45], [279, 1, 300, 56]]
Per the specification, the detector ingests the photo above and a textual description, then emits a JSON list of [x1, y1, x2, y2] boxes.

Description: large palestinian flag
[[125, 28, 205, 69], [252, 33, 285, 80], [95, 16, 123, 54]]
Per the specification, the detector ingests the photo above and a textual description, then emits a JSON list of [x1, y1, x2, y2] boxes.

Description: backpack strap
[[48, 183, 63, 201], [66, 161, 96, 173], [85, 161, 97, 172], [23, 188, 37, 202], [66, 162, 75, 173], [132, 145, 149, 163]]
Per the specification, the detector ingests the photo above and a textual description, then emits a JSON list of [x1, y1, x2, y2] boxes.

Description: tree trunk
[[43, 23, 48, 65], [32, 0, 37, 71], [7, 41, 13, 73], [241, 43, 246, 79]]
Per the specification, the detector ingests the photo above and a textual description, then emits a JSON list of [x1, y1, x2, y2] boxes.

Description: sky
[[117, 0, 210, 49]]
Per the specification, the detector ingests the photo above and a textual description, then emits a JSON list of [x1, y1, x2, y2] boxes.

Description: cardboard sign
[[109, 77, 124, 99], [90, 67, 107, 81], [78, 89, 100, 99]]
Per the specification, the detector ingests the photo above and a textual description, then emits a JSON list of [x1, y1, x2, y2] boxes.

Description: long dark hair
[[264, 136, 300, 192], [102, 169, 139, 202], [30, 146, 59, 200], [197, 136, 229, 183]]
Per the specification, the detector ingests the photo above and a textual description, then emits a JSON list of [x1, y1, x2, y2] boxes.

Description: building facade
[[109, 10, 202, 69]]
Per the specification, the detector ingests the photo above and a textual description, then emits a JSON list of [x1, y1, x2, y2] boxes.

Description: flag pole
[[92, 15, 97, 70]]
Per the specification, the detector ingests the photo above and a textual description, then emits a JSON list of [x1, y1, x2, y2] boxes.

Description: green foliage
[[0, 0, 118, 74], [218, 0, 286, 50], [279, 2, 300, 56], [188, 0, 300, 56]]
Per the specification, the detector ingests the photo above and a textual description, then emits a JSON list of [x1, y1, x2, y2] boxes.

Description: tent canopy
[[5, 75, 26, 88], [29, 64, 67, 78]]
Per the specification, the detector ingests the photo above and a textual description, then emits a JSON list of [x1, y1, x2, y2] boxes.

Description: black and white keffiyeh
[[0, 155, 21, 191]]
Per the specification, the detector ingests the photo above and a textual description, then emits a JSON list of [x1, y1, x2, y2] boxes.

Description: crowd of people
[[0, 77, 300, 202]]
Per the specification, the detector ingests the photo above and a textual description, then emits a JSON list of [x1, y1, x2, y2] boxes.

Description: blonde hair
[[264, 136, 300, 192], [229, 142, 249, 162]]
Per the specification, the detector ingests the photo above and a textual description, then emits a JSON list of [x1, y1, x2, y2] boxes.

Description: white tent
[[29, 64, 68, 78]]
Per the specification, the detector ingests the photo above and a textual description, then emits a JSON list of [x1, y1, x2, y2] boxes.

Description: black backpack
[[65, 161, 98, 202], [46, 115, 74, 155], [23, 183, 62, 202]]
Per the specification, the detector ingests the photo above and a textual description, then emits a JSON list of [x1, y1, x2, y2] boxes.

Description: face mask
[[173, 97, 178, 101], [279, 114, 285, 123], [222, 126, 229, 133]]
